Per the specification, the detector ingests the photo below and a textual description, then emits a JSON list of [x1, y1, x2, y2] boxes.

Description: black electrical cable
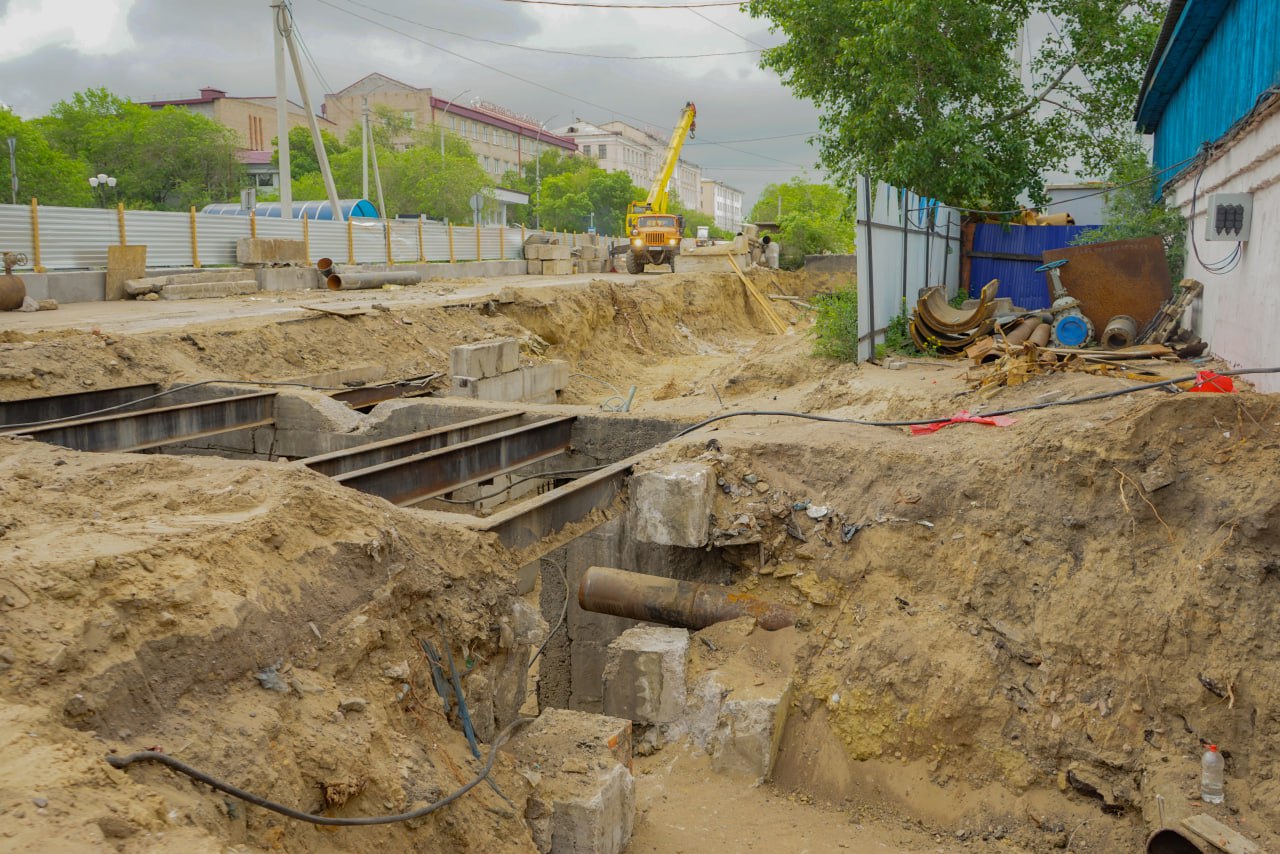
[[105, 716, 530, 827], [528, 555, 569, 668], [670, 367, 1280, 438], [1188, 148, 1244, 275]]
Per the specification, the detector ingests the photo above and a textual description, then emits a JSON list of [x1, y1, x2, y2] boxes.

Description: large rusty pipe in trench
[[578, 566, 796, 631]]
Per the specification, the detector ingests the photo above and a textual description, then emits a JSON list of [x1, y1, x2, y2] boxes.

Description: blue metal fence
[[969, 224, 1091, 309]]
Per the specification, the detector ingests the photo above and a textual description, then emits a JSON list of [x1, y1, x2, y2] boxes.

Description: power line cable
[[500, 0, 744, 7], [687, 6, 769, 50], [337, 0, 759, 59], [687, 131, 816, 145]]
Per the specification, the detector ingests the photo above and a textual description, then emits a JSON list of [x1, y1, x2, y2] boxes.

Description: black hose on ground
[[670, 366, 1280, 439], [104, 716, 530, 827]]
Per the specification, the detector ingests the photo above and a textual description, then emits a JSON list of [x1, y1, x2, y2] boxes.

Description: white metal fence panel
[[855, 178, 962, 362], [194, 215, 250, 266], [423, 222, 450, 262], [390, 220, 421, 264], [307, 219, 348, 264], [0, 204, 35, 267], [479, 227, 502, 260], [349, 217, 385, 265], [454, 225, 480, 262], [37, 206, 120, 270], [503, 228, 525, 260], [124, 209, 195, 268]]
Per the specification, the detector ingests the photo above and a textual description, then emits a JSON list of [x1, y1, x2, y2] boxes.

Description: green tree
[[1071, 142, 1186, 280], [745, 0, 1163, 209], [37, 88, 245, 209], [750, 179, 855, 267], [0, 108, 93, 206], [272, 125, 346, 181]]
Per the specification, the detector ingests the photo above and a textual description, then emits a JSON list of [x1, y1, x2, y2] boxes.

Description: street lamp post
[[88, 173, 117, 208], [533, 114, 557, 230], [439, 88, 472, 162]]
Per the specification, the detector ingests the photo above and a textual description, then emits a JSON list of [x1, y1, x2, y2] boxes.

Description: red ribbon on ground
[[909, 410, 1017, 435], [1187, 370, 1235, 393]]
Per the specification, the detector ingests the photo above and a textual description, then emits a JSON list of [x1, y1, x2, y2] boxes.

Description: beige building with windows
[[699, 179, 744, 232], [322, 73, 576, 180], [141, 87, 338, 189]]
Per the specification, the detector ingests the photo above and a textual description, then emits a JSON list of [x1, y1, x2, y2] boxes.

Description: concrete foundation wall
[[1168, 104, 1280, 393], [803, 253, 857, 273]]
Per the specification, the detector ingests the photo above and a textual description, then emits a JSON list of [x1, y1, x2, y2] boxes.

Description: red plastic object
[[910, 410, 1016, 435], [1188, 371, 1235, 393]]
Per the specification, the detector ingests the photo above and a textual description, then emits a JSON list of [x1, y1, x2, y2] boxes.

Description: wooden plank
[[1180, 814, 1263, 854], [726, 254, 788, 334]]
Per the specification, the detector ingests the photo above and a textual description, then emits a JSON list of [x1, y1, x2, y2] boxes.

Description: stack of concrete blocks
[[525, 241, 574, 276], [505, 708, 635, 854], [573, 235, 610, 275], [124, 269, 262, 301], [237, 238, 321, 292], [449, 337, 569, 404]]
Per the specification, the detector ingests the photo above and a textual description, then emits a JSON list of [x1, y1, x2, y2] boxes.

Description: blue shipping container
[[970, 224, 1092, 309]]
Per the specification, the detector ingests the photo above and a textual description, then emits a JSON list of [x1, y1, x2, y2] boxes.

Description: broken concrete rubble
[[602, 626, 688, 726]]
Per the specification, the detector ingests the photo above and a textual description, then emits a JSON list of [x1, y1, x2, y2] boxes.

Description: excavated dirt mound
[[0, 438, 536, 852], [646, 389, 1280, 851]]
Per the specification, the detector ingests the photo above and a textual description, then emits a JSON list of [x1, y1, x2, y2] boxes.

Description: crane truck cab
[[626, 213, 684, 273]]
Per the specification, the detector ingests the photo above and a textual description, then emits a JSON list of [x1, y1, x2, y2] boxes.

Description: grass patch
[[809, 284, 859, 362]]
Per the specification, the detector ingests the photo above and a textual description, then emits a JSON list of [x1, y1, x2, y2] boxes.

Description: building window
[[403, 111, 415, 128], [597, 145, 607, 160], [581, 145, 591, 156]]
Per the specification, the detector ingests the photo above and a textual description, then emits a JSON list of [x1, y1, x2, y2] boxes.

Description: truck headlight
[[632, 238, 643, 246], [668, 238, 678, 246]]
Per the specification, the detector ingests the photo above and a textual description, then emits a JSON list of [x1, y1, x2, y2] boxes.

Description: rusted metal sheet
[[578, 565, 796, 631], [0, 383, 162, 429], [332, 415, 575, 506], [299, 411, 525, 477], [1041, 237, 1172, 336], [3, 392, 276, 452], [328, 375, 441, 411]]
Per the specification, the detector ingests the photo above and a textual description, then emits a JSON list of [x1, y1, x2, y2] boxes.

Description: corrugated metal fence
[[855, 178, 963, 361], [968, 223, 1090, 310], [0, 202, 613, 271]]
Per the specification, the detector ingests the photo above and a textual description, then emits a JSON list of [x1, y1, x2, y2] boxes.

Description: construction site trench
[[0, 268, 1277, 854]]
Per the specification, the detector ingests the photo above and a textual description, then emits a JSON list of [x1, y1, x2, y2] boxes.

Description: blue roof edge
[[1134, 0, 1234, 131]]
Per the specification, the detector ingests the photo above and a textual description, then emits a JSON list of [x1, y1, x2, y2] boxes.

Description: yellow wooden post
[[384, 218, 392, 264], [301, 215, 310, 263], [29, 198, 45, 272], [475, 224, 482, 261], [521, 224, 526, 245], [448, 223, 456, 263], [116, 202, 127, 245], [189, 206, 201, 268], [347, 217, 355, 264], [499, 225, 505, 259], [249, 210, 257, 239], [417, 218, 425, 262]]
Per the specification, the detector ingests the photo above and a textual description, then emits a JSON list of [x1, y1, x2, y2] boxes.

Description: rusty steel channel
[[328, 375, 440, 411], [0, 383, 162, 429], [331, 415, 577, 506], [2, 392, 276, 453], [476, 457, 633, 550], [299, 411, 526, 477]]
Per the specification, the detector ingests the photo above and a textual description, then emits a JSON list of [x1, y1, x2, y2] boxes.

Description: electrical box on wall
[[1204, 192, 1253, 242]]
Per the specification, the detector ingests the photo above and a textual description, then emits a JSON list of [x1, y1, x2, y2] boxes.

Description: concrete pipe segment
[[578, 565, 796, 631], [326, 271, 422, 290]]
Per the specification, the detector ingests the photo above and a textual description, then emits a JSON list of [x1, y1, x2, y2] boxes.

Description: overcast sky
[[0, 0, 825, 209]]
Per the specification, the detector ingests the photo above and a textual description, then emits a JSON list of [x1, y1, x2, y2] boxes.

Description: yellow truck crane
[[622, 102, 696, 274]]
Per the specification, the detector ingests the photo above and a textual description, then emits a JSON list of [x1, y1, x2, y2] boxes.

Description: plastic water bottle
[[1201, 744, 1225, 804]]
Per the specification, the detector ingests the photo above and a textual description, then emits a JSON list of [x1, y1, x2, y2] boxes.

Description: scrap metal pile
[[908, 279, 1000, 354]]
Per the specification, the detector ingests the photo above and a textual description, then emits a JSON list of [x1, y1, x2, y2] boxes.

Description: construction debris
[[909, 279, 1000, 354]]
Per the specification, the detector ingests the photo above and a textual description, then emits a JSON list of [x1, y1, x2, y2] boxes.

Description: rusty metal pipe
[[316, 257, 335, 279], [0, 275, 25, 311], [1103, 314, 1138, 349], [1028, 322, 1052, 347], [578, 566, 795, 631], [1003, 317, 1040, 346], [326, 271, 421, 290]]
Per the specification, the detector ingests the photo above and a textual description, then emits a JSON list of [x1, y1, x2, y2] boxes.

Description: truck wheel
[[625, 251, 642, 275]]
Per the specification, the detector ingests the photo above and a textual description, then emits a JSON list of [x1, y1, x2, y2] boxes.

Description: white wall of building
[[1167, 102, 1280, 393]]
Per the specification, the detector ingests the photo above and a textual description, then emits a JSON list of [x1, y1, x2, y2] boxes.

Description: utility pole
[[6, 136, 16, 205], [361, 96, 369, 202], [369, 116, 386, 219], [271, 0, 291, 218], [278, 1, 343, 220]]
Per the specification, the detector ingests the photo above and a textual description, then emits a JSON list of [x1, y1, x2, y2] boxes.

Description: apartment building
[[322, 74, 576, 180], [558, 119, 703, 208], [699, 179, 745, 232], [141, 87, 338, 189]]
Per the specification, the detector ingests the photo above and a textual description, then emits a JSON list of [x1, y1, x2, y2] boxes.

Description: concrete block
[[522, 361, 568, 399], [687, 670, 792, 780], [742, 223, 760, 240], [603, 626, 689, 725], [507, 708, 635, 854], [542, 259, 573, 276], [803, 253, 856, 273], [256, 266, 320, 292], [451, 338, 519, 379], [160, 279, 259, 300], [274, 391, 365, 434], [543, 244, 571, 261], [497, 338, 520, 373], [236, 237, 307, 266], [451, 370, 525, 402], [44, 272, 105, 303], [627, 463, 714, 547], [524, 244, 546, 261], [528, 259, 543, 275]]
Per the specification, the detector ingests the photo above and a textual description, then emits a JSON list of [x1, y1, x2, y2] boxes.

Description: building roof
[[1135, 0, 1233, 130], [238, 150, 275, 166], [328, 72, 423, 98], [433, 97, 576, 150], [141, 87, 333, 124]]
